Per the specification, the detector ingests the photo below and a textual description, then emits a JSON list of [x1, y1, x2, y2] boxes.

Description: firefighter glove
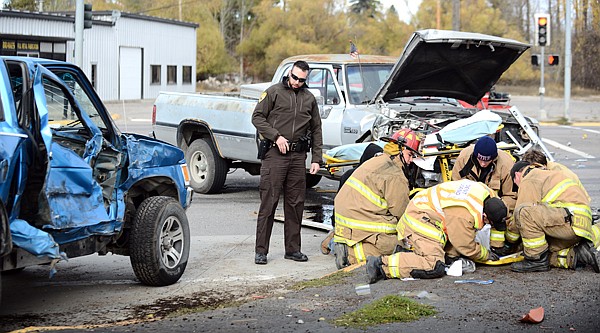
[[487, 250, 500, 261]]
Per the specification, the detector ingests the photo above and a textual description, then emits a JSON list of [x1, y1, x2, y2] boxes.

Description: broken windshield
[[345, 64, 393, 104]]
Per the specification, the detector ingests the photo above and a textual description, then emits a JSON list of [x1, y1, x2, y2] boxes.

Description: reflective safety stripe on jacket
[[542, 178, 593, 241], [411, 180, 492, 232], [334, 213, 397, 234], [345, 176, 388, 209], [490, 229, 506, 243]]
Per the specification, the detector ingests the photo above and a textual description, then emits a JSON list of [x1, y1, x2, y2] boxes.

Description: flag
[[349, 41, 359, 59]]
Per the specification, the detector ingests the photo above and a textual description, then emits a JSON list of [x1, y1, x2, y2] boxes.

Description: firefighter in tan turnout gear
[[332, 129, 420, 269], [366, 180, 508, 283], [509, 161, 599, 273], [452, 135, 517, 253]]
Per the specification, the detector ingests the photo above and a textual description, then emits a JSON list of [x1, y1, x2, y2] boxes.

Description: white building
[[0, 10, 197, 101]]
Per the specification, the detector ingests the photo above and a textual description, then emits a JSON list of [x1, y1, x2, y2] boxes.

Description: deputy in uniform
[[366, 180, 507, 283]]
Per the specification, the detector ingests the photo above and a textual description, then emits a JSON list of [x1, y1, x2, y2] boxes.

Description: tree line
[[5, 0, 600, 90]]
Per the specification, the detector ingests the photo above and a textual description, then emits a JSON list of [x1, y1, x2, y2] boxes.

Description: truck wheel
[[306, 174, 322, 188], [130, 196, 190, 286], [186, 138, 228, 194]]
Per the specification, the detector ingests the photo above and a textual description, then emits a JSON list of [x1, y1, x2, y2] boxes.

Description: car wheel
[[130, 196, 190, 286], [185, 138, 228, 194], [306, 174, 322, 188]]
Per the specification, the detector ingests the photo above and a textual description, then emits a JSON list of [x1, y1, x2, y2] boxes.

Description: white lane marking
[[559, 125, 600, 135], [542, 138, 596, 159]]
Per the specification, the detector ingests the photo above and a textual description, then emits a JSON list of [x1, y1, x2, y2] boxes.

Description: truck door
[[304, 65, 344, 148], [31, 66, 115, 232]]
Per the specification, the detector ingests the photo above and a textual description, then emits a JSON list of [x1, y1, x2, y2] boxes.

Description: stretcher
[[477, 252, 525, 265]]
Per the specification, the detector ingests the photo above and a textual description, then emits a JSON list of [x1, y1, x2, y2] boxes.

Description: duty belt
[[289, 142, 307, 152]]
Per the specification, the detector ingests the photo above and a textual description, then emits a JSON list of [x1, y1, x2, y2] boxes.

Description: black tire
[[306, 174, 322, 188], [130, 196, 190, 286], [185, 138, 228, 194]]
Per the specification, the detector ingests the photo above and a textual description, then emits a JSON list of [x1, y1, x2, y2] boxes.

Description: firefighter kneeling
[[366, 180, 507, 283], [508, 161, 599, 273], [332, 129, 420, 269]]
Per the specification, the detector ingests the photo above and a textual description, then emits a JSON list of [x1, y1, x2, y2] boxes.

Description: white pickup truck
[[152, 29, 538, 194]]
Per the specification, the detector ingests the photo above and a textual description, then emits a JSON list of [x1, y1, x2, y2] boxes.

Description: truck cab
[[271, 54, 397, 149]]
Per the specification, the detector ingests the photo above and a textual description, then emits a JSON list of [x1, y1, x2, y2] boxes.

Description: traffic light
[[535, 13, 550, 46], [531, 55, 540, 66], [84, 3, 92, 29], [548, 55, 559, 66]]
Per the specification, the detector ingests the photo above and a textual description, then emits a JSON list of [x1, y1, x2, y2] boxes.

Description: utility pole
[[564, 0, 572, 122], [74, 0, 84, 68], [452, 0, 460, 31]]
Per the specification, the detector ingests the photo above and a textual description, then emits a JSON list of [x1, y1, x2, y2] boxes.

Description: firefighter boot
[[333, 243, 350, 269], [409, 260, 446, 279], [511, 250, 550, 273], [366, 256, 386, 284], [574, 241, 600, 273]]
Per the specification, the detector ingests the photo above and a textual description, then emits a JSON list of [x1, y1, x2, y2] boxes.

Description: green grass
[[289, 270, 354, 291], [332, 295, 436, 329]]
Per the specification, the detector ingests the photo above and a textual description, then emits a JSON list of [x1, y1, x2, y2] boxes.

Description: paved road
[[1, 97, 599, 332]]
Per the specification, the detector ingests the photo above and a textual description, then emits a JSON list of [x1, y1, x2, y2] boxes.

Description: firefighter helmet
[[388, 128, 421, 155]]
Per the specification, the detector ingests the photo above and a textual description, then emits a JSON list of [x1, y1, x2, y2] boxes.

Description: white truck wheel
[[185, 138, 228, 194]]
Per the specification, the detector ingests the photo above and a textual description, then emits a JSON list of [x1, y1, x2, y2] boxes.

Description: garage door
[[119, 47, 142, 100]]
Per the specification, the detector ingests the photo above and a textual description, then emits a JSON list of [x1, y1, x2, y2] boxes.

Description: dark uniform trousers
[[255, 147, 307, 255]]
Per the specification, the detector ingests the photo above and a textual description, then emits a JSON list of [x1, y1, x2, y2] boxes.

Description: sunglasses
[[290, 72, 307, 83]]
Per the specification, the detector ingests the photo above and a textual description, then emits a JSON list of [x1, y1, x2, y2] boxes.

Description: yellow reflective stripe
[[346, 176, 388, 209], [478, 246, 489, 261], [353, 242, 366, 262], [401, 214, 446, 245], [388, 252, 402, 278], [548, 202, 593, 220], [396, 219, 407, 239], [335, 213, 397, 234], [333, 235, 357, 247], [592, 224, 600, 249], [556, 248, 570, 268], [506, 230, 521, 243], [490, 229, 505, 242], [522, 235, 548, 249], [572, 227, 593, 242], [542, 179, 577, 203]]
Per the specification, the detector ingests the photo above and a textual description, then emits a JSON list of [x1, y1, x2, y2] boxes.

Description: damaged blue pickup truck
[[0, 57, 193, 300]]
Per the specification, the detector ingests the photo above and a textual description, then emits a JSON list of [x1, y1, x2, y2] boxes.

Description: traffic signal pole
[[539, 46, 546, 120], [75, 0, 84, 67]]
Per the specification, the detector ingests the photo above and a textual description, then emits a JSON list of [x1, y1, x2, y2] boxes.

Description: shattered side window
[[43, 77, 80, 127], [52, 71, 107, 131]]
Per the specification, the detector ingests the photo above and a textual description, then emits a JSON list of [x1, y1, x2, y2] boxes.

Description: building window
[[183, 66, 192, 84], [151, 65, 161, 84], [91, 64, 97, 89], [167, 65, 177, 85]]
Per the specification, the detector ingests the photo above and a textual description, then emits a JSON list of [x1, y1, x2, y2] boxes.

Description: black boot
[[511, 250, 550, 272], [574, 241, 600, 273], [366, 256, 386, 284], [409, 260, 446, 279]]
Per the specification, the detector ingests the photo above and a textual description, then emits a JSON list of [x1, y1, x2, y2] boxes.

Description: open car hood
[[372, 29, 530, 105]]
